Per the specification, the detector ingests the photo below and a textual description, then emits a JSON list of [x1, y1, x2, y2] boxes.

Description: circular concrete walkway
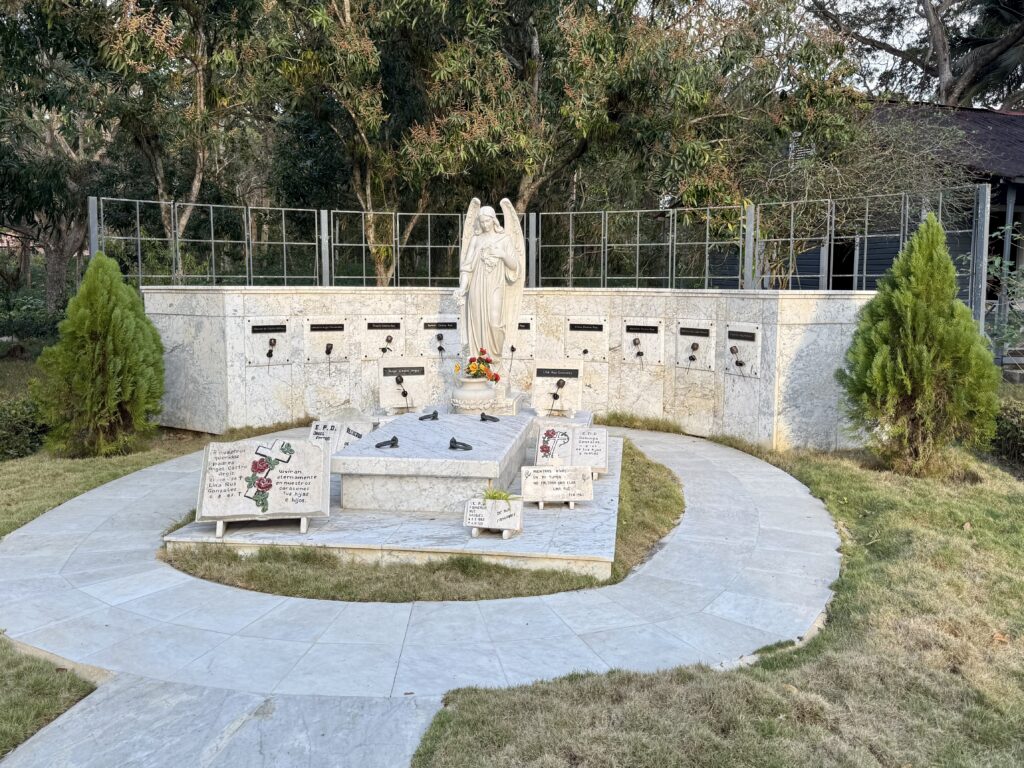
[[0, 428, 840, 768]]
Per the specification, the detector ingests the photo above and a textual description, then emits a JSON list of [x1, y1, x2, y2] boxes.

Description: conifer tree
[[836, 213, 1000, 474], [32, 254, 164, 456]]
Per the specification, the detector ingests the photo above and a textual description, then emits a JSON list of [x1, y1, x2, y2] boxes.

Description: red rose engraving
[[544, 429, 556, 438], [540, 444, 551, 454], [255, 476, 273, 492], [252, 458, 269, 474]]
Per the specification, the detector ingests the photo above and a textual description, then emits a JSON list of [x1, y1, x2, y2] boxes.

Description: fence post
[[88, 196, 99, 257], [319, 209, 330, 286], [527, 212, 538, 288], [742, 203, 755, 289], [971, 183, 991, 334]]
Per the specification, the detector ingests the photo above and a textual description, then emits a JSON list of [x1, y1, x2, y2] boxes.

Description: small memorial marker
[[196, 438, 330, 537], [308, 421, 343, 454], [520, 465, 594, 509], [572, 427, 609, 477], [536, 425, 573, 465], [463, 497, 523, 539]]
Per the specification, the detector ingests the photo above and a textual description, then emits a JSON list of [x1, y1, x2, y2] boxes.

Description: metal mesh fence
[[93, 186, 987, 312]]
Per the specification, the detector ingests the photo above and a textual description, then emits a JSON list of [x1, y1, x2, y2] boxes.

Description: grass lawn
[[0, 638, 95, 759], [164, 439, 684, 602], [0, 431, 212, 538], [412, 445, 1024, 767]]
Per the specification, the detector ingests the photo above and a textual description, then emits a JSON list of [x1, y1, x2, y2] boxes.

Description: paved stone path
[[1, 429, 839, 767]]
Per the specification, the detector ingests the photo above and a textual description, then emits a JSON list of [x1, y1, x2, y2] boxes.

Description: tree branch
[[807, 1, 937, 76]]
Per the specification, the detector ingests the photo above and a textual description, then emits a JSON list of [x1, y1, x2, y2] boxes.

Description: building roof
[[877, 102, 1024, 182]]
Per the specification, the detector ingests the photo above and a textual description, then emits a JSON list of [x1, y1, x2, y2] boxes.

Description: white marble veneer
[[334, 411, 532, 513], [143, 287, 872, 450]]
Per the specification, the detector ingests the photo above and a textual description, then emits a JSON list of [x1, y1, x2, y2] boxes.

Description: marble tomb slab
[[332, 411, 534, 514]]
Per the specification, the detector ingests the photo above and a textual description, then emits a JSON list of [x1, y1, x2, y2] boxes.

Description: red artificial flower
[[252, 458, 270, 474], [469, 357, 477, 363], [255, 476, 273, 492], [484, 357, 492, 364], [479, 348, 487, 355], [493, 373, 500, 382]]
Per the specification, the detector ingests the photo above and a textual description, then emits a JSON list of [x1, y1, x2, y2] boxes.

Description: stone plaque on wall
[[530, 365, 583, 415], [378, 358, 439, 411], [502, 315, 536, 361], [621, 317, 664, 365], [303, 317, 350, 363], [675, 321, 715, 371], [725, 322, 761, 378], [563, 316, 609, 361], [359, 315, 406, 360], [520, 465, 594, 508], [409, 315, 461, 359], [245, 317, 292, 366], [196, 438, 330, 536]]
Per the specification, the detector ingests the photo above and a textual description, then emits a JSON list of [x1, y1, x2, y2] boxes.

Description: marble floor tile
[[392, 641, 508, 696], [275, 642, 402, 697], [495, 634, 609, 685], [319, 602, 411, 646]]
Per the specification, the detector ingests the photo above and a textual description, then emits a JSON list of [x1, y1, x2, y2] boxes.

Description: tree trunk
[[41, 220, 87, 313], [43, 243, 71, 313]]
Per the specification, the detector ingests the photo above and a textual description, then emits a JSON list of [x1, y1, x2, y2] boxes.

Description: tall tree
[[0, 1, 119, 311], [105, 0, 279, 251], [807, 0, 1024, 107]]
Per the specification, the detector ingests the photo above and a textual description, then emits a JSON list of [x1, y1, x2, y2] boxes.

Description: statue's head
[[476, 206, 503, 235]]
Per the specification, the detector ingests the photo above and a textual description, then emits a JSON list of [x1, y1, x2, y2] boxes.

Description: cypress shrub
[[31, 254, 164, 457], [836, 213, 1001, 475]]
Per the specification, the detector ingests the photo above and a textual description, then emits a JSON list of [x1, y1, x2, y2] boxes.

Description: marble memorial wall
[[143, 287, 871, 450]]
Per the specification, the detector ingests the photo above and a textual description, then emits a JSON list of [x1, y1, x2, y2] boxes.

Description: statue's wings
[[500, 197, 526, 357], [460, 198, 481, 270]]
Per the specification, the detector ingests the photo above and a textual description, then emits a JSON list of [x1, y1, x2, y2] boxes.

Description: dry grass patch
[[0, 637, 94, 759], [412, 446, 1024, 767], [164, 439, 684, 602]]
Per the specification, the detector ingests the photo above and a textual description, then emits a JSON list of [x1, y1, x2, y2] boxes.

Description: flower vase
[[451, 375, 496, 412]]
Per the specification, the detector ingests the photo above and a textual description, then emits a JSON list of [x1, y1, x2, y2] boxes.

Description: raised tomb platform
[[143, 286, 872, 450], [333, 412, 533, 514], [165, 415, 620, 577]]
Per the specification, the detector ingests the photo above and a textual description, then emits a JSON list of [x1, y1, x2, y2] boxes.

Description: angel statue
[[455, 198, 525, 363]]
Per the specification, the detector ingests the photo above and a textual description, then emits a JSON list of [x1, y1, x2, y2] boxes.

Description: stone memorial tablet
[[572, 427, 609, 476], [536, 425, 573, 465], [530, 364, 583, 415], [520, 465, 594, 509], [463, 497, 523, 539], [378, 357, 440, 412], [308, 420, 343, 454], [196, 438, 330, 537]]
